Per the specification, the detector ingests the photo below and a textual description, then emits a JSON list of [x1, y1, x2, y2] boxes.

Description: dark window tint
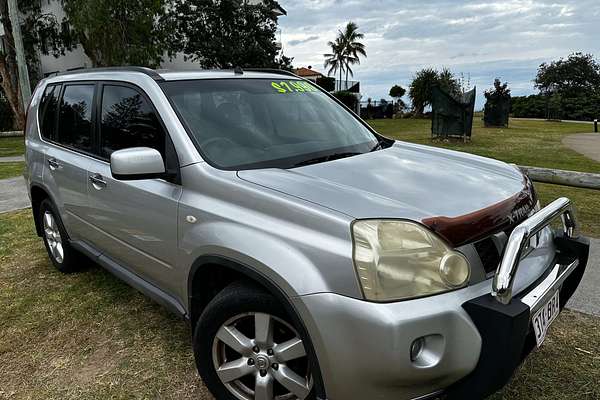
[[57, 85, 94, 152], [39, 85, 60, 140], [100, 85, 165, 159]]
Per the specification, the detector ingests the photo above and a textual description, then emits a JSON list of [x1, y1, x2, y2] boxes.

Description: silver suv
[[25, 67, 589, 400]]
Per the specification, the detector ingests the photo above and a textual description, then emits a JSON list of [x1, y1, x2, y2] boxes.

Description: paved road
[[512, 117, 595, 125], [567, 238, 600, 317], [562, 133, 600, 163], [0, 155, 25, 163], [0, 176, 29, 213]]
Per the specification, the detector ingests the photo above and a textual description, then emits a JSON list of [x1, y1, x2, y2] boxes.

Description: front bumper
[[445, 233, 589, 399], [295, 198, 589, 400]]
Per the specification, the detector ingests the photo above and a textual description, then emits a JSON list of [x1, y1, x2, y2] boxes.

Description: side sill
[[71, 240, 187, 318]]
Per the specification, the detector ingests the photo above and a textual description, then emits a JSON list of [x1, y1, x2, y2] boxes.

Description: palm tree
[[323, 22, 367, 92], [324, 37, 345, 91], [340, 22, 366, 89]]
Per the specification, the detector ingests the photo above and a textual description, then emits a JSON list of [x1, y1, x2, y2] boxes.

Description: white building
[[37, 0, 286, 77]]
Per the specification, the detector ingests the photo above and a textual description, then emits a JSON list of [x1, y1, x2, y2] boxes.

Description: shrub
[[316, 77, 335, 92], [511, 93, 600, 121], [333, 91, 358, 110]]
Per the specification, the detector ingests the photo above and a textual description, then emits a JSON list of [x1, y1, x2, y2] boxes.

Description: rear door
[[82, 82, 182, 294], [41, 83, 96, 240]]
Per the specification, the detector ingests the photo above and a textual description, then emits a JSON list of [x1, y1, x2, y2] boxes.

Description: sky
[[277, 0, 600, 109]]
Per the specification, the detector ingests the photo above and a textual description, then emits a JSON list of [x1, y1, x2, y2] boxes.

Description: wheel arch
[[30, 184, 53, 237], [187, 255, 327, 399]]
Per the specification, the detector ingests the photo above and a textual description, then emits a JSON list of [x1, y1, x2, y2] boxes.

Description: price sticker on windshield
[[271, 81, 318, 94]]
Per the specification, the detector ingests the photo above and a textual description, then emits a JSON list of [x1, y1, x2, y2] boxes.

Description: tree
[[437, 67, 460, 96], [168, 0, 287, 69], [324, 37, 345, 91], [61, 0, 170, 67], [484, 79, 511, 127], [535, 52, 600, 97], [389, 85, 406, 100], [339, 22, 366, 88], [324, 22, 366, 91], [389, 85, 406, 113], [484, 78, 511, 100], [0, 0, 68, 129], [408, 67, 460, 116]]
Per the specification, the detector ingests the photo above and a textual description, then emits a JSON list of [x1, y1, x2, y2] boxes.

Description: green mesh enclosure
[[483, 95, 510, 127], [431, 86, 476, 140]]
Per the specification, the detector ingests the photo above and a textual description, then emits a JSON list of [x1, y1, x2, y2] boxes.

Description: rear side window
[[39, 84, 60, 140], [99, 85, 166, 159], [57, 84, 94, 152]]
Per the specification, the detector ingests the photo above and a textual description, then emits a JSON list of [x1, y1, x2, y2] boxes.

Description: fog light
[[439, 252, 470, 288], [410, 337, 425, 361]]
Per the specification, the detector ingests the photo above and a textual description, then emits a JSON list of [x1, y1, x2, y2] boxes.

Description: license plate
[[532, 290, 560, 347]]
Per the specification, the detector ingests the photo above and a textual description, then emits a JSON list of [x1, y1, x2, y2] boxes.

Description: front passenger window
[[100, 85, 166, 160]]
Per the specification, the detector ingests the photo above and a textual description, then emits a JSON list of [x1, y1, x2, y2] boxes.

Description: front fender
[[179, 220, 350, 300]]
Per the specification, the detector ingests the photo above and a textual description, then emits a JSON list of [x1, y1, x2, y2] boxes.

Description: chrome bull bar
[[492, 197, 578, 304]]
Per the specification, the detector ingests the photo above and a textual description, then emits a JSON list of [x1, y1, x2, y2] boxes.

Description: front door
[[82, 83, 182, 295]]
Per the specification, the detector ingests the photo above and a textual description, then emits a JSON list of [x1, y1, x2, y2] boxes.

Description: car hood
[[238, 142, 536, 246]]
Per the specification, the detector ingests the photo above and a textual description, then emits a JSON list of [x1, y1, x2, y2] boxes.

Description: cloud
[[288, 35, 320, 46], [278, 0, 600, 107]]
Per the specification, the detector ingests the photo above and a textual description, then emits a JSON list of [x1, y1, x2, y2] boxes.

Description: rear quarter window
[[39, 84, 61, 140]]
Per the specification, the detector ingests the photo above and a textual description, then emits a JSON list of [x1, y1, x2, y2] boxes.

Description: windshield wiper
[[292, 152, 363, 168], [370, 137, 388, 152]]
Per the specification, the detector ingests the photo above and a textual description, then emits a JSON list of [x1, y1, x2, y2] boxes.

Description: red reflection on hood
[[422, 177, 537, 247]]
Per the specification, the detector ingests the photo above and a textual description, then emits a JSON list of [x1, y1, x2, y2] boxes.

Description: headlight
[[352, 220, 471, 301]]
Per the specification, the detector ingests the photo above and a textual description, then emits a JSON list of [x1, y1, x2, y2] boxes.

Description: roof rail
[[53, 66, 164, 82], [243, 68, 300, 78]]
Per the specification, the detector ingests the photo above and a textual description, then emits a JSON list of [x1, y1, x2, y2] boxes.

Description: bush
[[333, 91, 358, 110], [511, 93, 600, 121], [316, 77, 335, 92]]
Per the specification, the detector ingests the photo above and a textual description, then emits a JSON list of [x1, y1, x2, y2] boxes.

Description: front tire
[[194, 281, 315, 400], [39, 199, 82, 273]]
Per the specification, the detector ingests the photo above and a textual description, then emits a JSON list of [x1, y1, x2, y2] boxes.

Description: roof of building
[[293, 67, 324, 77]]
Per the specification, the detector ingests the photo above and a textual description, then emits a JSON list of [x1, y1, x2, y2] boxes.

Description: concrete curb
[[0, 155, 25, 163], [0, 131, 23, 138]]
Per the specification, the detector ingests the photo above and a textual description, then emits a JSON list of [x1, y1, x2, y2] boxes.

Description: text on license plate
[[532, 290, 560, 347]]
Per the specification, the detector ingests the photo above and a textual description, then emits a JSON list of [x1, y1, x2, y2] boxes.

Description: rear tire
[[194, 281, 316, 400], [39, 199, 82, 273]]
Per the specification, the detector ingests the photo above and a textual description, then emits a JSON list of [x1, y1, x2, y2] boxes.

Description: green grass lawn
[[1, 209, 598, 399], [0, 161, 24, 180], [0, 136, 25, 157], [367, 118, 600, 237]]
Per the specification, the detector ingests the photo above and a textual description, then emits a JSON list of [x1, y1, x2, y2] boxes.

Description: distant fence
[[359, 100, 401, 119], [0, 131, 23, 138], [519, 165, 600, 190]]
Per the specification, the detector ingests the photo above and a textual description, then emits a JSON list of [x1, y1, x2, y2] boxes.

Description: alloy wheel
[[212, 312, 313, 400], [43, 211, 64, 264]]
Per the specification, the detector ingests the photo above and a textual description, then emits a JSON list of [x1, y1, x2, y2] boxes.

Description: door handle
[[47, 158, 60, 170], [89, 174, 107, 189]]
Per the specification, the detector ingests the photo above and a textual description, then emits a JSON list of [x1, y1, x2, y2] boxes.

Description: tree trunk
[[0, 1, 25, 129], [0, 54, 25, 130], [414, 104, 424, 117], [345, 68, 348, 91]]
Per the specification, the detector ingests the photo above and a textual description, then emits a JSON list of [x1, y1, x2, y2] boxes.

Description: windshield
[[161, 78, 381, 170]]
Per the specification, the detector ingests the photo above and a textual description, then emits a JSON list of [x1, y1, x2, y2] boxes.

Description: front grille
[[474, 237, 502, 275]]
